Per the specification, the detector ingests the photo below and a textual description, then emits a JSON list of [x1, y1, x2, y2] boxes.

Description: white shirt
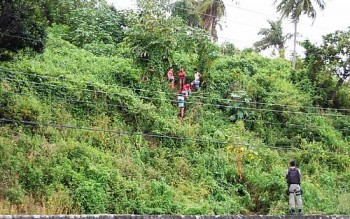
[[194, 72, 200, 81]]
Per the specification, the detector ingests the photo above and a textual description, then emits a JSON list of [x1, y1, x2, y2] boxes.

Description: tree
[[42, 0, 108, 25], [0, 0, 48, 60], [303, 29, 350, 106], [253, 19, 292, 58], [64, 4, 126, 48], [171, 0, 200, 27], [321, 30, 350, 104], [275, 0, 325, 68], [197, 0, 226, 42], [125, 0, 181, 72]]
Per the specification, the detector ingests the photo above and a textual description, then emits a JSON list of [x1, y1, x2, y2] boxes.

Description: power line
[[0, 0, 337, 53], [0, 117, 348, 156], [0, 118, 229, 144], [3, 77, 350, 118], [168, 0, 335, 31], [2, 67, 350, 112], [243, 118, 350, 133], [0, 32, 45, 42], [3, 90, 350, 134], [2, 90, 170, 115]]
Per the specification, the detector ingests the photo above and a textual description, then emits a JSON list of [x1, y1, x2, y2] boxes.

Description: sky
[[108, 0, 350, 58]]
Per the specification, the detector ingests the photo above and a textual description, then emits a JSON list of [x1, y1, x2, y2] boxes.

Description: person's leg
[[180, 108, 185, 118], [289, 192, 296, 214], [296, 189, 302, 215], [289, 184, 298, 214]]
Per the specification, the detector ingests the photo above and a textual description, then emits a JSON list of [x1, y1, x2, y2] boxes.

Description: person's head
[[289, 160, 296, 167], [180, 66, 184, 70], [194, 68, 198, 72]]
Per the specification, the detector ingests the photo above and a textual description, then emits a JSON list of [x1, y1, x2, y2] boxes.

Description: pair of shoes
[[298, 209, 302, 216]]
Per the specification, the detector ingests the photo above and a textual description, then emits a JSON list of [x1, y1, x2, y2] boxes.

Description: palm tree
[[197, 0, 226, 42], [254, 19, 292, 58], [275, 0, 326, 68], [171, 0, 200, 27]]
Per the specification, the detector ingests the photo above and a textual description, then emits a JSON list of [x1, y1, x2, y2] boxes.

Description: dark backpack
[[287, 168, 300, 184]]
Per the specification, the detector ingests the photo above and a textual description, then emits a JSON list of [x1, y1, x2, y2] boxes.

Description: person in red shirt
[[167, 67, 175, 90], [178, 66, 186, 91], [181, 83, 191, 98]]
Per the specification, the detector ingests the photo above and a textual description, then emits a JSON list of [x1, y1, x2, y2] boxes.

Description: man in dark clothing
[[285, 160, 303, 215]]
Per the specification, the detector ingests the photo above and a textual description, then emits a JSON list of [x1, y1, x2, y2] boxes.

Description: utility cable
[[0, 117, 348, 156], [3, 90, 349, 133], [2, 67, 350, 112], [3, 77, 350, 118], [166, 0, 336, 31], [0, 118, 229, 144]]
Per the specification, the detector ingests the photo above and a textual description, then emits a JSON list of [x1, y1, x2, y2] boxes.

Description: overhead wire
[[1, 90, 174, 118], [0, 118, 229, 144], [2, 67, 350, 113], [0, 32, 45, 42], [167, 0, 336, 31], [0, 1, 332, 50], [3, 76, 350, 118], [0, 117, 348, 156], [1, 4, 349, 158], [3, 89, 350, 134], [165, 4, 327, 43]]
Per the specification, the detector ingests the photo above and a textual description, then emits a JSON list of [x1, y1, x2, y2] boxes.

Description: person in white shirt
[[191, 68, 201, 90]]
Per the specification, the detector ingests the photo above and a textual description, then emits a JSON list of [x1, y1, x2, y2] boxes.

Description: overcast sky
[[108, 0, 350, 58]]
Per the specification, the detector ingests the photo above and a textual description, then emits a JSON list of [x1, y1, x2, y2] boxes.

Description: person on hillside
[[177, 93, 185, 119], [191, 68, 201, 91], [182, 83, 191, 98], [178, 66, 186, 91], [285, 160, 303, 215], [167, 67, 175, 90]]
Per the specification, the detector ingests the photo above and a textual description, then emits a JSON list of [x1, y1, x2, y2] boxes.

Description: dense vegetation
[[0, 0, 349, 216]]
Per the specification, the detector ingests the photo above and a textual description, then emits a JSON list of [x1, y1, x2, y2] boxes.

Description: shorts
[[182, 90, 188, 97], [194, 80, 200, 88]]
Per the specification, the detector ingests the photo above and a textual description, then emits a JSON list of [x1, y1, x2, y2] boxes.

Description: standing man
[[285, 160, 302, 215], [167, 67, 175, 90], [191, 68, 201, 90], [178, 66, 186, 91]]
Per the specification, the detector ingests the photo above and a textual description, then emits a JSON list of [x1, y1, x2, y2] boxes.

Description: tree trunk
[[292, 19, 298, 69], [330, 78, 344, 106], [278, 44, 285, 59]]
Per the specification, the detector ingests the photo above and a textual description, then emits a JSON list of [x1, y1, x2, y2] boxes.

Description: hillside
[[1, 0, 350, 216]]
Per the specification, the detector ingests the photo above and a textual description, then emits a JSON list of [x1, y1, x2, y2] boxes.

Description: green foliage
[[302, 29, 350, 107], [253, 19, 291, 58], [0, 0, 48, 60], [171, 0, 200, 27], [0, 4, 349, 216], [64, 4, 126, 49]]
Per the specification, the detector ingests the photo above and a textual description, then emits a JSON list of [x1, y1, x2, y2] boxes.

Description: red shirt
[[182, 84, 191, 91], [178, 70, 186, 79]]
